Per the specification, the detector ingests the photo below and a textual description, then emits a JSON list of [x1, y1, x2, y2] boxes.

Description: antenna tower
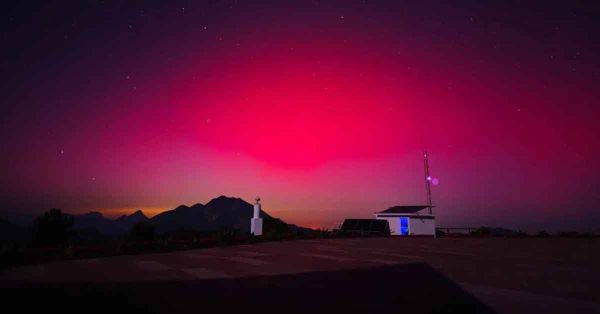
[[424, 151, 433, 214]]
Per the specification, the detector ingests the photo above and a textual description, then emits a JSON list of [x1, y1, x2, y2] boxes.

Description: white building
[[374, 205, 435, 236]]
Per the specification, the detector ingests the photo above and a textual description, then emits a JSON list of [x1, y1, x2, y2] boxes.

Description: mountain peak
[[114, 209, 149, 225], [174, 205, 190, 211], [129, 209, 147, 219], [215, 195, 235, 200], [206, 195, 246, 206]]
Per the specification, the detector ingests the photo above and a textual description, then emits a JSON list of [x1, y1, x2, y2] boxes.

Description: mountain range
[[68, 195, 294, 235], [73, 210, 149, 235]]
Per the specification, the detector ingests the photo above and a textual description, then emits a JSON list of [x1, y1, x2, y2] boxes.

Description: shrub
[[469, 227, 492, 237], [537, 230, 550, 237]]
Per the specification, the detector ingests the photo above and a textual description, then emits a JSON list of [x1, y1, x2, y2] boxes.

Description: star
[[60, 149, 64, 154]]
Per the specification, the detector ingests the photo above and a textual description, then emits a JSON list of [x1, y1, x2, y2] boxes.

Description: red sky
[[1, 1, 599, 231]]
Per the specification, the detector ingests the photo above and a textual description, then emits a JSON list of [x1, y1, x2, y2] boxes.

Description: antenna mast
[[423, 151, 433, 214]]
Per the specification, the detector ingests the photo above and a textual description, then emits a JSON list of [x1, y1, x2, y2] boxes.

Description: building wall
[[375, 215, 436, 236], [409, 217, 435, 236], [377, 217, 400, 235]]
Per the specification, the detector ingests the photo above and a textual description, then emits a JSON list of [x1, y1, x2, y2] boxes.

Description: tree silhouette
[[33, 209, 75, 247]]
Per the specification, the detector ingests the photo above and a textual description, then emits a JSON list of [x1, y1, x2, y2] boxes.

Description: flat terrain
[[1, 237, 599, 313]]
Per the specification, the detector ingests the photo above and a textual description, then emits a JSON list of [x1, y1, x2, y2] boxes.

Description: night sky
[[1, 1, 599, 231]]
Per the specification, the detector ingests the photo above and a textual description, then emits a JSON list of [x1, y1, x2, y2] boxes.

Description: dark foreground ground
[[1, 237, 599, 313]]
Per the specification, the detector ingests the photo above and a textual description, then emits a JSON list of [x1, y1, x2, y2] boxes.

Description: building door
[[400, 217, 409, 235]]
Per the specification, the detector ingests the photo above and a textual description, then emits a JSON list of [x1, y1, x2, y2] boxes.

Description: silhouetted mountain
[[151, 196, 279, 234], [72, 210, 149, 236], [72, 211, 115, 235], [118, 210, 148, 223], [2, 196, 300, 238], [151, 204, 205, 233]]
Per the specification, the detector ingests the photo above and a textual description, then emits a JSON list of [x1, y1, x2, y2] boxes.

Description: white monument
[[251, 197, 263, 236]]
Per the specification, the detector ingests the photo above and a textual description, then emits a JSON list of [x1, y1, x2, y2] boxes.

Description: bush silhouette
[[33, 209, 75, 247], [537, 230, 550, 237], [469, 227, 490, 237]]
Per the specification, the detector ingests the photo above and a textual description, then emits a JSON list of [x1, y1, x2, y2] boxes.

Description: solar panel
[[340, 219, 390, 236]]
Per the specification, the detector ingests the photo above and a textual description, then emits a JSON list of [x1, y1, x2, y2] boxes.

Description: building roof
[[377, 205, 433, 214], [376, 213, 435, 219]]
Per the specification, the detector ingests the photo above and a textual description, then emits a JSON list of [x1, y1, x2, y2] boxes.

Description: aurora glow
[[1, 1, 599, 231]]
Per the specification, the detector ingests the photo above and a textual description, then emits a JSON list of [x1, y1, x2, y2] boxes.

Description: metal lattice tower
[[423, 151, 433, 214]]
